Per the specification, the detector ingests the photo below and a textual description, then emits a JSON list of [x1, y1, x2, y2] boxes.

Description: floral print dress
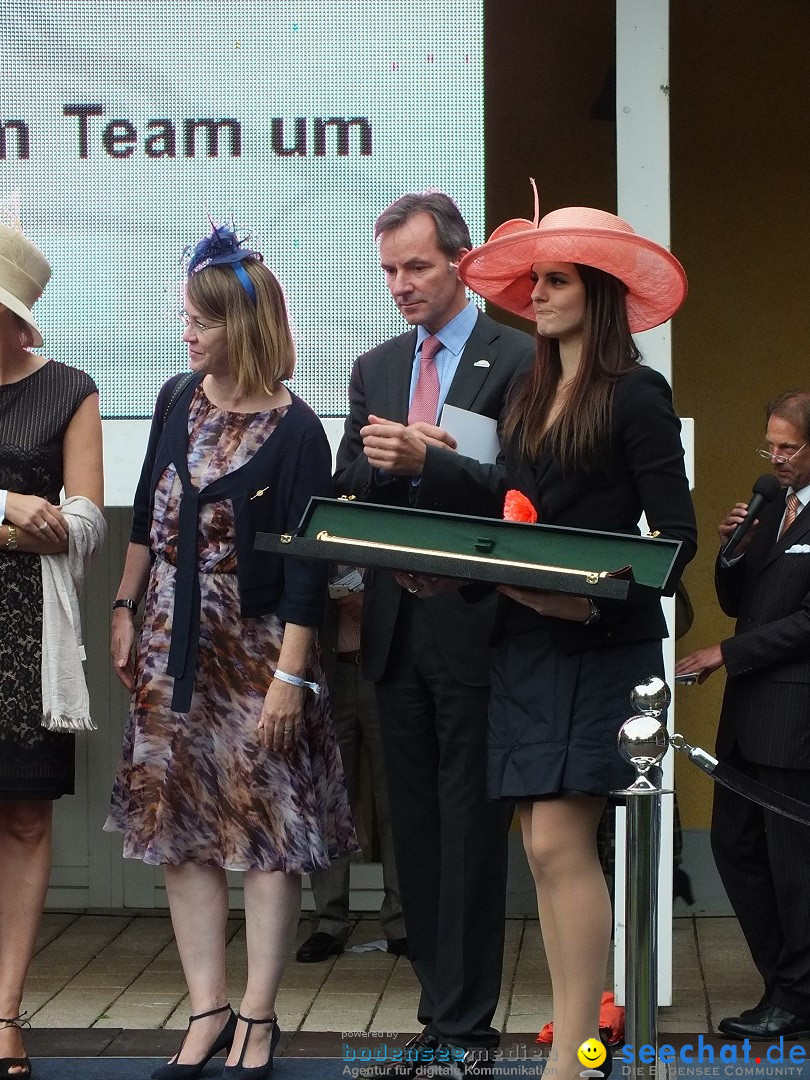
[[105, 388, 358, 872]]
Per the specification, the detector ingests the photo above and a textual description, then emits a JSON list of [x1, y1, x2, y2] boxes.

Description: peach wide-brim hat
[[459, 196, 687, 334], [0, 222, 51, 347]]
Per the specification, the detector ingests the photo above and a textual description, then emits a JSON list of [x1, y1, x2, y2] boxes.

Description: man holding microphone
[[677, 390, 810, 1040]]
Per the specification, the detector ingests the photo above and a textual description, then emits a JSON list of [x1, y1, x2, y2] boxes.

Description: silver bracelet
[[273, 669, 321, 695]]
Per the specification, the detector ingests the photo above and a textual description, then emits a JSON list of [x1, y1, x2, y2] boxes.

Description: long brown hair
[[502, 264, 641, 471]]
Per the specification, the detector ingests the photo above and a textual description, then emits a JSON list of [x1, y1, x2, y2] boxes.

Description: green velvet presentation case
[[255, 497, 681, 602]]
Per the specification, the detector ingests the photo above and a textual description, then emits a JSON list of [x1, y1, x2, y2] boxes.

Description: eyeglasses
[[756, 442, 807, 465], [179, 312, 224, 335]]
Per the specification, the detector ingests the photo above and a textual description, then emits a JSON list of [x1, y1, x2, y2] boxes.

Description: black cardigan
[[131, 374, 331, 708]]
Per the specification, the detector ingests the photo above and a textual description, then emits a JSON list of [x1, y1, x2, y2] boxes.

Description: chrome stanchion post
[[614, 677, 673, 1080]]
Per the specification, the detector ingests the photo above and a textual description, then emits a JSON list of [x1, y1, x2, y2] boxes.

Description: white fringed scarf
[[39, 496, 107, 732]]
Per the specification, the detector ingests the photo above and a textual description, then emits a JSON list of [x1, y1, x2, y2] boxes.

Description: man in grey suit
[[334, 192, 533, 1078], [677, 390, 810, 1041], [297, 581, 406, 962]]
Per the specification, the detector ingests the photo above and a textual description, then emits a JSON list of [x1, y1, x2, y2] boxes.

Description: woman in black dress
[[0, 221, 103, 1078], [419, 201, 696, 1078]]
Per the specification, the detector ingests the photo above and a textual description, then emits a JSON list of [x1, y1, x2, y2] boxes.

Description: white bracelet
[[0, 490, 8, 523], [273, 669, 321, 695]]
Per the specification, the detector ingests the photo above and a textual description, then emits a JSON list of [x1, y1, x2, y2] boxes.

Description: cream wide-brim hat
[[0, 222, 51, 347], [459, 205, 687, 334]]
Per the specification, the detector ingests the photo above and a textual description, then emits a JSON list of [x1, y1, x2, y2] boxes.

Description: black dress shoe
[[387, 937, 409, 957], [719, 1002, 810, 1040], [672, 866, 695, 905], [730, 991, 773, 1023], [421, 1043, 494, 1078], [357, 1033, 437, 1079], [295, 931, 344, 963]]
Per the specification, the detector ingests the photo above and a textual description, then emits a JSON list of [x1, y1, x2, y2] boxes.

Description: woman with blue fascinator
[[105, 224, 357, 1080]]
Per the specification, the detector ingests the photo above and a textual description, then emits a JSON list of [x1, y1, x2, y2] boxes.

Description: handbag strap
[[162, 372, 197, 426]]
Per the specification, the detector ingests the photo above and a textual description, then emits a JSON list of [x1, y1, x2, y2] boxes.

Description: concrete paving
[[21, 911, 760, 1042]]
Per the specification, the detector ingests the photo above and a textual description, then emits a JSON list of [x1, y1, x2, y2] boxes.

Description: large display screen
[[1, 1, 484, 418]]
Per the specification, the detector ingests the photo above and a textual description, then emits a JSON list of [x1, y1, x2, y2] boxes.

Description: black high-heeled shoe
[[152, 1002, 237, 1080], [222, 1013, 281, 1080], [0, 1013, 31, 1080], [598, 1038, 613, 1079]]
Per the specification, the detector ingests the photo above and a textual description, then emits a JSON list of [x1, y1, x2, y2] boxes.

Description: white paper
[[439, 404, 501, 464], [328, 567, 365, 598]]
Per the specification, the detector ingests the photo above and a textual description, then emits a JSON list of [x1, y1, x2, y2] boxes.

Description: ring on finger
[[39, 522, 49, 531], [283, 725, 294, 733]]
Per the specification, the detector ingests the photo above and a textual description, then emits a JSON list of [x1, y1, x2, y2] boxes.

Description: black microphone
[[721, 473, 783, 559]]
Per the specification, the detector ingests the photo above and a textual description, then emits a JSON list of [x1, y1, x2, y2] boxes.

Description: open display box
[[255, 498, 681, 602]]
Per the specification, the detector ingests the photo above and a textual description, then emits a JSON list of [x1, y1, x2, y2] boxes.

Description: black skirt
[[487, 625, 663, 800], [0, 552, 75, 800]]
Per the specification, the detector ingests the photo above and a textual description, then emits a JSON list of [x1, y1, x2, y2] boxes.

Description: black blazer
[[418, 365, 697, 651], [716, 493, 810, 769], [333, 310, 534, 684]]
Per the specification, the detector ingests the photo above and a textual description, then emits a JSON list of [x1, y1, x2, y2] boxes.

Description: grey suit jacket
[[716, 492, 810, 768], [333, 310, 534, 684]]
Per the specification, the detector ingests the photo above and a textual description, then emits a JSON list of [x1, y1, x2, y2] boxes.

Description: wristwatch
[[112, 598, 138, 614], [582, 598, 601, 626]]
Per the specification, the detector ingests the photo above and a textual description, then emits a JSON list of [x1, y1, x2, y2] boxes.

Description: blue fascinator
[[185, 222, 262, 305]]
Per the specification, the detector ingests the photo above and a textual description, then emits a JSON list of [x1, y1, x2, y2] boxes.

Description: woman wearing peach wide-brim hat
[[418, 189, 697, 1080], [0, 209, 103, 1079]]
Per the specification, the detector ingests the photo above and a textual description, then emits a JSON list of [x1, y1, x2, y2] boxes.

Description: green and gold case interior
[[255, 497, 682, 602]]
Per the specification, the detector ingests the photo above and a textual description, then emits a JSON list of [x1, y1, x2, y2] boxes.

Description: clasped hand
[[4, 492, 68, 542], [361, 414, 457, 475]]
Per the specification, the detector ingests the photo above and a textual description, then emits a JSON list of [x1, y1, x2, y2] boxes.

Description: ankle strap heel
[[223, 1013, 281, 1080], [151, 1003, 236, 1080], [0, 1014, 32, 1080]]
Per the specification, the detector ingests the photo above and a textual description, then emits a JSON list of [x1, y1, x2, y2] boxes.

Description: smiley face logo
[[577, 1039, 607, 1070]]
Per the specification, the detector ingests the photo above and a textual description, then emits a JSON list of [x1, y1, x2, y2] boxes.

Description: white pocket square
[[785, 544, 810, 554], [473, 359, 490, 368]]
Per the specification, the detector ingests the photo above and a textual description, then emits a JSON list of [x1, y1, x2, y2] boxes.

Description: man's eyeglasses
[[180, 312, 223, 335], [756, 443, 807, 466]]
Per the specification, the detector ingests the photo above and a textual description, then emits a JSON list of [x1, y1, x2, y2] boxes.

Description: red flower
[[503, 489, 538, 524]]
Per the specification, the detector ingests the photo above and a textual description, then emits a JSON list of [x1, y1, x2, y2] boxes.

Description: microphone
[[721, 473, 783, 560]]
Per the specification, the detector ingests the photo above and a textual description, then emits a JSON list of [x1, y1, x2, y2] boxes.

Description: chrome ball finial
[[630, 675, 671, 718], [617, 713, 670, 792]]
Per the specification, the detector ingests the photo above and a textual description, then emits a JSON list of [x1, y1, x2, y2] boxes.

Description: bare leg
[[525, 796, 610, 1080], [163, 862, 230, 1065], [519, 805, 566, 1051], [0, 800, 52, 1074], [226, 869, 301, 1069]]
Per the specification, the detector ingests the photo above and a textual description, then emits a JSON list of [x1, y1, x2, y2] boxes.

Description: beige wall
[[671, 1, 810, 826], [485, 1, 810, 827]]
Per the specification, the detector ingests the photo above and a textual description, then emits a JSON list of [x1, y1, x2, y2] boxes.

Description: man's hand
[[393, 571, 460, 598], [361, 414, 457, 475], [675, 645, 725, 684], [718, 502, 758, 552]]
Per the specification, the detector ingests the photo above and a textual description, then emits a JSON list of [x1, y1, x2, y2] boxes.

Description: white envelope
[[439, 404, 501, 465]]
